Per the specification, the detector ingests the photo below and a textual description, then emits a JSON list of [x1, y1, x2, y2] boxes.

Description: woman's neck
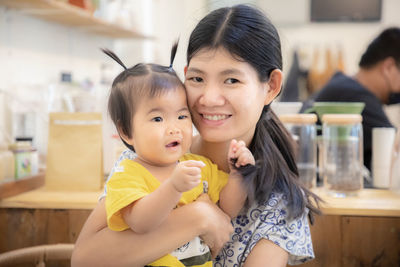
[[191, 136, 231, 172]]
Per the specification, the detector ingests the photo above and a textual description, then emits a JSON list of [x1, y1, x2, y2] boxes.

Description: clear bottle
[[322, 114, 363, 197], [280, 114, 318, 189]]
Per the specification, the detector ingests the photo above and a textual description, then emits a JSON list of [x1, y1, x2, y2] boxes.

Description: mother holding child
[[72, 4, 319, 267]]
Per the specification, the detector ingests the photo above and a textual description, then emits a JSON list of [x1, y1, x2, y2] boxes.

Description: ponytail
[[238, 105, 321, 221]]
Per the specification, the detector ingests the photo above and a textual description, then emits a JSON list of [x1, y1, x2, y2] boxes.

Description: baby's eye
[[178, 115, 188, 120], [151, 117, 163, 122], [225, 78, 239, 84]]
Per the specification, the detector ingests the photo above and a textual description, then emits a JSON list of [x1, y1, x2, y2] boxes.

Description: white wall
[[150, 0, 208, 80], [0, 0, 208, 173], [256, 0, 400, 75], [0, 3, 148, 173], [1, 0, 399, 167], [0, 7, 114, 151]]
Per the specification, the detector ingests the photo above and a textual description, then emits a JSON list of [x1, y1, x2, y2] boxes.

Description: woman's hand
[[72, 195, 232, 266], [195, 193, 233, 258]]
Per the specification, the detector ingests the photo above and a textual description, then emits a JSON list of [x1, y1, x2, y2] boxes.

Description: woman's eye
[[178, 115, 188, 120], [189, 77, 203, 83], [151, 117, 163, 122], [225, 78, 239, 84]]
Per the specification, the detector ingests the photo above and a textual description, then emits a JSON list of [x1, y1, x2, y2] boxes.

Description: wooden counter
[[1, 187, 399, 266], [0, 187, 103, 255], [312, 188, 400, 217], [0, 187, 103, 210], [304, 188, 400, 267], [1, 187, 399, 215]]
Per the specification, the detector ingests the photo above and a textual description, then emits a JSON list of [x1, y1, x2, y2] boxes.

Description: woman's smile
[[202, 114, 231, 121], [185, 48, 268, 144]]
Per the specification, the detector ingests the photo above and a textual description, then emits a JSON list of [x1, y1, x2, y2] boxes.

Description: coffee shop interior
[[0, 0, 399, 266]]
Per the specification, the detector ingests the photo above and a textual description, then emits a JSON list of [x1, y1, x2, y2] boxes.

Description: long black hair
[[187, 5, 320, 221], [103, 41, 182, 151]]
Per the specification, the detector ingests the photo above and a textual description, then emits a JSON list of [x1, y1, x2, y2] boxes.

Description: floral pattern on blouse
[[214, 193, 314, 266]]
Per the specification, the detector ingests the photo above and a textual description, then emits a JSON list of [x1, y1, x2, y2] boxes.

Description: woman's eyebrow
[[220, 69, 244, 76], [186, 67, 204, 74]]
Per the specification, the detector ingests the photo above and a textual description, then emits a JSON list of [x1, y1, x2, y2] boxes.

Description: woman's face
[[185, 48, 276, 145]]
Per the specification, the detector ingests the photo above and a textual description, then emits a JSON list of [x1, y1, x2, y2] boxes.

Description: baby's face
[[129, 86, 193, 166]]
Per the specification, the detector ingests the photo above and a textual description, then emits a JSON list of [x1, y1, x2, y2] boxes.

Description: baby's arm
[[219, 139, 255, 218], [122, 160, 205, 234]]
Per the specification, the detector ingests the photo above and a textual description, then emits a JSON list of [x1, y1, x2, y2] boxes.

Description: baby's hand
[[228, 139, 255, 170], [170, 160, 205, 192]]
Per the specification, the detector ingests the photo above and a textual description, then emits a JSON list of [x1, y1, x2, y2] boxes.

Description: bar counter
[[1, 186, 399, 215], [1, 186, 399, 266]]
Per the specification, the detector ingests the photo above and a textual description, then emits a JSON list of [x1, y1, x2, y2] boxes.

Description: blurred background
[[0, 0, 399, 174], [1, 1, 400, 266]]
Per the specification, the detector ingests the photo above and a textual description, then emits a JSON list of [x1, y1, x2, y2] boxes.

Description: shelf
[[0, 0, 150, 39]]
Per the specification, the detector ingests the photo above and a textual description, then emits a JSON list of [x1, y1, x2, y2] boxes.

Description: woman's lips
[[199, 113, 231, 126], [201, 114, 231, 121]]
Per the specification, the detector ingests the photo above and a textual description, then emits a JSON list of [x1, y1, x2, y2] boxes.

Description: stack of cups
[[372, 127, 396, 189]]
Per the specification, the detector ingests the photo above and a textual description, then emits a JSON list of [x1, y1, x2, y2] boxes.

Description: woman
[[72, 5, 318, 266]]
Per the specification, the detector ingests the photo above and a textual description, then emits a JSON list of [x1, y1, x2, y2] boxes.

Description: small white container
[[372, 127, 395, 188]]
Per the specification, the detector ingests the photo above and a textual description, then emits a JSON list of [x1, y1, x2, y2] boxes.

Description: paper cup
[[372, 127, 395, 188]]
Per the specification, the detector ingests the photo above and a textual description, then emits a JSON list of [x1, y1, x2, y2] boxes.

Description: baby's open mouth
[[166, 141, 180, 147]]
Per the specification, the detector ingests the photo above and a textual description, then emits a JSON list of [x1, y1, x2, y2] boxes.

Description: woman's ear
[[264, 69, 283, 105]]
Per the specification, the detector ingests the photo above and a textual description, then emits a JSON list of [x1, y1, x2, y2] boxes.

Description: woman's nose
[[198, 84, 225, 106]]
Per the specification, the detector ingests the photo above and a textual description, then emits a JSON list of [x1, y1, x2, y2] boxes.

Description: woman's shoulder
[[229, 193, 314, 265]]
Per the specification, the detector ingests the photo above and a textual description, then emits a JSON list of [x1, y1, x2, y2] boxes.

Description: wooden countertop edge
[[0, 201, 97, 210], [1, 187, 400, 217], [320, 207, 400, 217]]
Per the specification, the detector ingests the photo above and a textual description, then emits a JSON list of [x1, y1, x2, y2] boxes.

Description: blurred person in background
[[302, 27, 400, 182]]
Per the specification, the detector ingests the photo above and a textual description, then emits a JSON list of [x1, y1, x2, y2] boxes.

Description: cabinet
[[0, 0, 150, 39]]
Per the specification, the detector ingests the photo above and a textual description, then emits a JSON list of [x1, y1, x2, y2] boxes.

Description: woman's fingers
[[196, 194, 233, 258]]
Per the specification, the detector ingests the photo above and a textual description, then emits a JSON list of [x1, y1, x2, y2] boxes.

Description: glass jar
[[322, 114, 363, 197], [280, 114, 318, 189], [9, 140, 38, 179]]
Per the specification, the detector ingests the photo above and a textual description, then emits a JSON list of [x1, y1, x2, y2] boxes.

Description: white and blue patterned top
[[214, 193, 314, 266], [102, 149, 314, 266]]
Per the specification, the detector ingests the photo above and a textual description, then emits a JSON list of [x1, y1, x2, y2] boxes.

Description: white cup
[[372, 127, 396, 188]]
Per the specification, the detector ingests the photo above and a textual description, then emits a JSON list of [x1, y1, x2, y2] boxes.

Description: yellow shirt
[[106, 153, 228, 267]]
